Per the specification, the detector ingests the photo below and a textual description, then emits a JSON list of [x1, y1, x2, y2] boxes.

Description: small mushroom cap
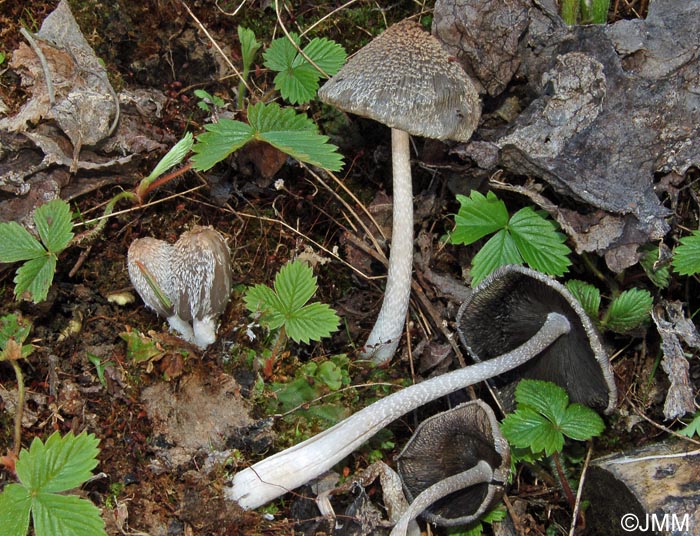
[[456, 265, 617, 414], [396, 400, 509, 526], [127, 237, 176, 318], [318, 19, 481, 142], [173, 226, 232, 324]]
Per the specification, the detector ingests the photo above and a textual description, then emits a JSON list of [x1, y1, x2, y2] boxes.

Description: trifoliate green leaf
[[263, 33, 299, 72], [32, 492, 105, 536], [238, 26, 261, 72], [301, 37, 347, 76], [244, 283, 285, 329], [273, 63, 321, 105], [192, 103, 343, 172], [508, 207, 571, 276], [678, 412, 700, 438], [470, 229, 522, 285], [515, 379, 569, 425], [0, 483, 31, 536], [672, 230, 700, 276], [15, 431, 100, 494], [191, 118, 254, 171], [285, 302, 340, 343], [502, 406, 564, 456], [0, 221, 45, 262], [565, 280, 601, 320], [451, 191, 509, 245], [262, 130, 343, 171], [603, 288, 652, 333], [145, 132, 193, 182], [244, 260, 340, 343], [560, 403, 605, 440], [264, 33, 346, 105], [34, 199, 73, 254], [274, 260, 318, 312], [13, 255, 56, 303], [247, 101, 316, 133]]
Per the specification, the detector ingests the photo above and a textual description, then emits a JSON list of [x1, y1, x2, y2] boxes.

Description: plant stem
[[10, 360, 25, 457], [552, 451, 576, 509], [136, 162, 193, 203], [71, 190, 138, 246]]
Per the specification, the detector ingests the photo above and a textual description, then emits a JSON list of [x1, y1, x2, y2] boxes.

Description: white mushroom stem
[[227, 312, 570, 510], [390, 460, 494, 536], [362, 128, 414, 364]]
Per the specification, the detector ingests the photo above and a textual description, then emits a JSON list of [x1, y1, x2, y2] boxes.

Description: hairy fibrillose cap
[[127, 226, 232, 349], [318, 19, 481, 142]]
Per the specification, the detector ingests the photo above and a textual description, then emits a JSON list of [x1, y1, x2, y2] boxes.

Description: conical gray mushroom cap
[[318, 19, 480, 142], [456, 265, 617, 414]]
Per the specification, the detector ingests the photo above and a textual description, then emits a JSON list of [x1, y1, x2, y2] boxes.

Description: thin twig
[[72, 185, 207, 228], [180, 1, 252, 95], [568, 443, 593, 536], [629, 400, 700, 446], [299, 0, 364, 38], [274, 0, 330, 78], [20, 27, 55, 105], [302, 164, 387, 255], [225, 206, 378, 280]]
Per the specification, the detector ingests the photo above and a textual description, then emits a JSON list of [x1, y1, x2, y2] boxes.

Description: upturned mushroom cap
[[318, 19, 481, 142], [396, 400, 510, 526], [456, 265, 617, 414]]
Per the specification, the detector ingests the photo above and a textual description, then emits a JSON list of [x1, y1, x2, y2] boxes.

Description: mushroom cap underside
[[397, 400, 509, 526], [457, 265, 617, 414], [318, 19, 480, 142]]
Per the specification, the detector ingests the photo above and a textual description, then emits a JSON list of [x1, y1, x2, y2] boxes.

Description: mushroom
[[456, 264, 617, 414], [393, 400, 510, 533], [172, 226, 232, 349], [127, 226, 232, 349], [127, 237, 194, 343], [318, 19, 480, 364], [227, 307, 569, 509]]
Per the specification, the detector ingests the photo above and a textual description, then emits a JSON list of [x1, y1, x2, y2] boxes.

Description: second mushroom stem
[[228, 312, 571, 510], [362, 128, 414, 364]]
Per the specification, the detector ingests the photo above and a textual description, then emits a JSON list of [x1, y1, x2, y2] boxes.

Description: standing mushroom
[[318, 19, 481, 364], [394, 400, 510, 533], [127, 237, 194, 343], [127, 226, 232, 349], [456, 264, 617, 413], [227, 308, 568, 509], [172, 226, 232, 349]]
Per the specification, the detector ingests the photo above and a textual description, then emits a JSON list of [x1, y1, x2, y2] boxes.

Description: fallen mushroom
[[318, 19, 480, 364], [228, 307, 569, 509], [394, 400, 509, 533], [456, 264, 617, 414], [127, 226, 232, 349]]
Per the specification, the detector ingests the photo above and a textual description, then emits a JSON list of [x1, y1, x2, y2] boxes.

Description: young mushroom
[[227, 302, 569, 509], [172, 226, 232, 349], [127, 226, 232, 349], [456, 264, 617, 414], [318, 20, 481, 364], [393, 400, 510, 533]]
